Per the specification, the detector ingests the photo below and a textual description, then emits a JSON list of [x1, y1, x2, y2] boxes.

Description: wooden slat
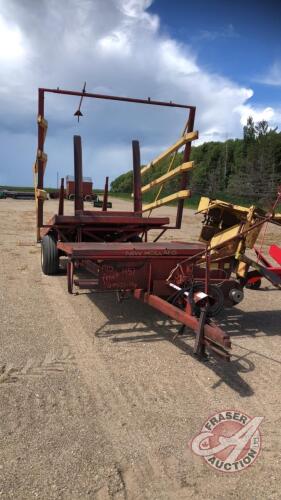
[[141, 161, 193, 193], [141, 131, 198, 175], [142, 190, 191, 212]]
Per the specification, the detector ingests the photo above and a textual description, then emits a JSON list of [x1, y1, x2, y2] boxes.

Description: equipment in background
[[65, 175, 95, 202], [1, 190, 35, 199], [246, 244, 281, 289], [93, 196, 112, 209], [196, 196, 281, 290]]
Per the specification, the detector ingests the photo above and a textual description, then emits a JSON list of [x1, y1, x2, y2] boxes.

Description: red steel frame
[[36, 87, 196, 238], [37, 87, 232, 361], [246, 244, 281, 286]]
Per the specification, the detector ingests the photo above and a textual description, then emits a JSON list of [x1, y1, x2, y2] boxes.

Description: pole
[[102, 176, 109, 211], [132, 140, 142, 213], [58, 177, 64, 215], [176, 107, 196, 228], [36, 88, 45, 241], [73, 135, 84, 213]]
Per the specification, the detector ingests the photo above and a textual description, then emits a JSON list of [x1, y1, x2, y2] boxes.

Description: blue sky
[[150, 0, 281, 108], [0, 0, 280, 187]]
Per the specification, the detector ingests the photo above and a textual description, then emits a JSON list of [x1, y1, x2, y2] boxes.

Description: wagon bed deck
[[57, 241, 205, 258], [44, 212, 169, 226], [41, 212, 171, 238]]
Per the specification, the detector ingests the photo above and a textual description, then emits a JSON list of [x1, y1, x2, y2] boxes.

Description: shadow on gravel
[[85, 292, 258, 398], [219, 308, 281, 338]]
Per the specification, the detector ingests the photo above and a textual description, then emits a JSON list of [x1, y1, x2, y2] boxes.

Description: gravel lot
[[0, 197, 280, 499]]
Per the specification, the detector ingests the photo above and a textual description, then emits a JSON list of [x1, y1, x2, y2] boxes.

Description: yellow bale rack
[[139, 130, 198, 214]]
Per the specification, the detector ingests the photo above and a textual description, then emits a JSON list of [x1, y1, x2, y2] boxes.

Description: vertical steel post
[[205, 245, 210, 294], [58, 177, 64, 215], [37, 89, 45, 241], [132, 140, 142, 213], [176, 107, 196, 228], [73, 135, 84, 213], [102, 176, 109, 211]]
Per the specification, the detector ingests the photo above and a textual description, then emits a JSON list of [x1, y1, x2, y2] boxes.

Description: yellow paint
[[210, 224, 241, 249], [141, 161, 193, 193], [36, 189, 48, 200], [197, 196, 211, 212], [37, 115, 48, 129], [141, 131, 198, 175], [142, 189, 190, 212]]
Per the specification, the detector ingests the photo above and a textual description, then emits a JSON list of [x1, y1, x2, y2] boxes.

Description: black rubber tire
[[41, 234, 59, 275], [200, 283, 225, 317], [169, 282, 224, 317], [219, 280, 244, 306]]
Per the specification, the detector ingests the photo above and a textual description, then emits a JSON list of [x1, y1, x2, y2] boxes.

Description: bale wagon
[[34, 86, 281, 363]]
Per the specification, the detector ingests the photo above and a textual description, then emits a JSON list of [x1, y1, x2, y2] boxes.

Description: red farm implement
[[34, 86, 281, 362], [246, 244, 281, 289], [65, 175, 93, 202]]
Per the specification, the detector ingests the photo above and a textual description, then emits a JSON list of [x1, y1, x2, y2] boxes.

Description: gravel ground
[[0, 197, 280, 499]]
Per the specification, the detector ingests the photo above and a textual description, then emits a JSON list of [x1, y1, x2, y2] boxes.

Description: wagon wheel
[[195, 283, 224, 317], [169, 282, 224, 317], [41, 234, 59, 275], [219, 280, 244, 306]]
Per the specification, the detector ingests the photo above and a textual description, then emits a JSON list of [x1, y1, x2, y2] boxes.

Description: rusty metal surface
[[58, 178, 64, 216], [132, 140, 142, 213], [176, 106, 196, 229], [74, 136, 84, 213], [39, 87, 196, 110], [57, 241, 205, 257], [133, 290, 231, 357], [102, 176, 109, 212], [36, 88, 45, 240], [51, 214, 170, 226], [35, 87, 196, 240]]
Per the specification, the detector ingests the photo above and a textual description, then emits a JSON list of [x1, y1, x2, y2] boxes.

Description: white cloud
[[0, 14, 26, 60], [257, 61, 281, 86], [0, 0, 280, 187], [235, 105, 277, 126], [99, 31, 130, 54]]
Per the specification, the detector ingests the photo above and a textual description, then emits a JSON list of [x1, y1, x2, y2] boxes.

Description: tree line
[[111, 117, 281, 206]]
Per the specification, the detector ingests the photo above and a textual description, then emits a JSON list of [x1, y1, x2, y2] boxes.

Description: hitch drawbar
[[133, 289, 231, 360]]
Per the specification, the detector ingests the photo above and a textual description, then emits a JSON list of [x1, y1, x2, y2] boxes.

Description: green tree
[[111, 116, 281, 206]]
